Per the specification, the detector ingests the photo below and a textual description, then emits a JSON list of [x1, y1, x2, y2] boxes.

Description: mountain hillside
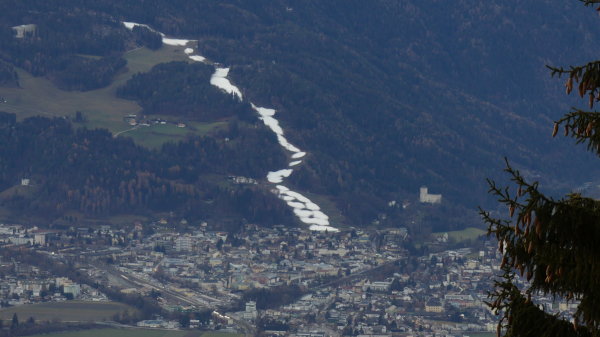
[[1, 0, 598, 231]]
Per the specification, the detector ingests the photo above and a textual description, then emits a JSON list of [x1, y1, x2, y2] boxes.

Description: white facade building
[[420, 186, 442, 204], [243, 301, 258, 320], [175, 236, 192, 252], [63, 284, 81, 298]]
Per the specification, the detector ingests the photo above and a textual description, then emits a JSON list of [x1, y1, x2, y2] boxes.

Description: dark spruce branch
[[484, 5, 600, 335]]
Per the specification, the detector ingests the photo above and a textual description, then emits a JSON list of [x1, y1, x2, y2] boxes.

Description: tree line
[[0, 112, 292, 226]]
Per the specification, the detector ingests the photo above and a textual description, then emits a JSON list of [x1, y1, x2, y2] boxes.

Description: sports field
[[448, 227, 486, 242], [0, 301, 134, 322], [434, 227, 487, 243]]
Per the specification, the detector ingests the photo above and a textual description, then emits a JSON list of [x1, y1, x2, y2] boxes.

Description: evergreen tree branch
[[485, 3, 600, 336], [488, 268, 592, 337], [547, 61, 600, 107], [482, 160, 600, 335], [554, 109, 600, 154]]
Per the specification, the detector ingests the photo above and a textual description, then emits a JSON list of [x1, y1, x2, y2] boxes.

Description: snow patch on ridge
[[275, 185, 337, 231], [210, 68, 243, 100], [252, 104, 303, 154], [189, 55, 206, 62], [267, 169, 293, 184], [123, 22, 194, 47], [162, 38, 191, 46], [123, 22, 153, 31]]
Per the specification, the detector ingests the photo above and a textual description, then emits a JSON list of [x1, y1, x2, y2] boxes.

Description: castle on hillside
[[12, 24, 37, 39], [420, 186, 442, 204]]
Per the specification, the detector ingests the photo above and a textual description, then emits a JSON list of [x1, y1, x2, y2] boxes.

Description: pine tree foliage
[[481, 2, 600, 336]]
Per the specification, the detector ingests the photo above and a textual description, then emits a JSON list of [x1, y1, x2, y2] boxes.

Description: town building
[[243, 301, 258, 320]]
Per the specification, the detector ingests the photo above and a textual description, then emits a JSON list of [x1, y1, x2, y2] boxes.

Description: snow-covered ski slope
[[123, 22, 338, 232]]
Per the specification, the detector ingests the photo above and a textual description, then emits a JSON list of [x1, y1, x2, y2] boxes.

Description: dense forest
[[0, 112, 291, 227], [1, 0, 599, 230], [0, 60, 18, 87], [117, 61, 255, 122], [131, 25, 162, 50]]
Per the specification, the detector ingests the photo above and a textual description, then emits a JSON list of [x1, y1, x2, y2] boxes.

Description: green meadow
[[0, 45, 222, 148], [434, 227, 487, 243]]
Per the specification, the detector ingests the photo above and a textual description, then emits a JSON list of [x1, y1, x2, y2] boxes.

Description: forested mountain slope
[[0, 113, 291, 227], [1, 0, 597, 230]]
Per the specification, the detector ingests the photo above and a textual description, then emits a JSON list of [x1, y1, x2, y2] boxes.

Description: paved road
[[113, 124, 140, 137]]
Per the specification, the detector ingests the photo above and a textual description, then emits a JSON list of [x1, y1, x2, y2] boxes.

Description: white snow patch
[[310, 224, 339, 232], [210, 68, 243, 100], [261, 116, 284, 135], [252, 104, 276, 117], [267, 169, 293, 184], [291, 152, 306, 159], [276, 185, 290, 192], [184, 48, 194, 54], [305, 217, 330, 226], [311, 211, 329, 220], [123, 22, 194, 47], [293, 209, 314, 218], [280, 191, 311, 204], [304, 202, 320, 211], [274, 186, 337, 230], [123, 22, 154, 31], [251, 104, 303, 153], [289, 160, 302, 167], [189, 55, 206, 62], [277, 136, 302, 152], [287, 201, 306, 209], [162, 37, 191, 46]]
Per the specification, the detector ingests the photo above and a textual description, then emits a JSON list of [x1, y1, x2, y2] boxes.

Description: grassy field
[[105, 214, 150, 226], [0, 45, 223, 148], [0, 184, 38, 199], [24, 328, 241, 337], [434, 227, 487, 243], [463, 333, 494, 337], [0, 301, 134, 323], [122, 121, 226, 150]]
